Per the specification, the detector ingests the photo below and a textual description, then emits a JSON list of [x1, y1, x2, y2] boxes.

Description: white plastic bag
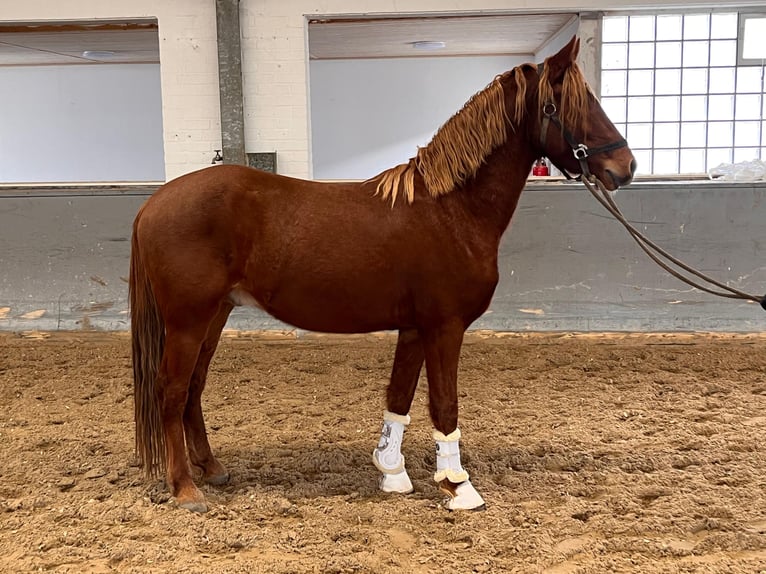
[[708, 159, 766, 181]]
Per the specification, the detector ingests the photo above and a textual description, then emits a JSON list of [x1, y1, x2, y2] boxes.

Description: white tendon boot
[[372, 411, 414, 494], [433, 428, 486, 511]]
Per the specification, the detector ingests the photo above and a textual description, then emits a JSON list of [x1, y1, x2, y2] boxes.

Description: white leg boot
[[372, 411, 414, 494], [433, 428, 486, 511]]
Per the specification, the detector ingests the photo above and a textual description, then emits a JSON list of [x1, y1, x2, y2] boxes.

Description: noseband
[[537, 64, 628, 179]]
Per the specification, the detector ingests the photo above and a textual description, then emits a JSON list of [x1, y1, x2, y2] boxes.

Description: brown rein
[[534, 60, 764, 311], [581, 176, 766, 310]]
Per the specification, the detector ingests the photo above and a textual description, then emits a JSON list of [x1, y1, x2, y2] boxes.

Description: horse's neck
[[459, 135, 537, 239]]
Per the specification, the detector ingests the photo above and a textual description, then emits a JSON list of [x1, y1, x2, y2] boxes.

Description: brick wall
[[6, 0, 756, 181]]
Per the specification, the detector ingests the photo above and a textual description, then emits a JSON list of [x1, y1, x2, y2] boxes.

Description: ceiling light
[[411, 41, 446, 51], [82, 50, 116, 60]]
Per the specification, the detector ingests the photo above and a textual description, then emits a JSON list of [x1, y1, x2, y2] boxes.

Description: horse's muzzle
[[606, 158, 637, 189]]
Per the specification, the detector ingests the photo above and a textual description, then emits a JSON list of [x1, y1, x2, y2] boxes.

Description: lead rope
[[581, 176, 766, 310]]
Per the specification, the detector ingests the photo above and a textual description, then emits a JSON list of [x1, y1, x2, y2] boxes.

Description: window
[[601, 12, 766, 176]]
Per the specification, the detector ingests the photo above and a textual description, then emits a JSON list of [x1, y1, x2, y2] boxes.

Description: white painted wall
[[5, 0, 766, 181], [0, 64, 164, 183], [3, 0, 219, 181], [309, 55, 526, 180]]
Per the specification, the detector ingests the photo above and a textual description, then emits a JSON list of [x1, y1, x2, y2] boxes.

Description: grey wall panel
[[1, 182, 764, 332], [0, 190, 148, 331], [487, 182, 766, 332]]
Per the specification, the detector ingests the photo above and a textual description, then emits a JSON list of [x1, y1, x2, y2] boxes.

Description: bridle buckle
[[573, 144, 589, 160]]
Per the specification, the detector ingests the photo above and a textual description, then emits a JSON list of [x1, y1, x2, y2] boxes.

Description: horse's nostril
[[630, 158, 637, 175], [607, 169, 633, 188]]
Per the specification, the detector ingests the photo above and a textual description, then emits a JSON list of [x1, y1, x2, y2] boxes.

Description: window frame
[[600, 8, 765, 177], [738, 11, 766, 66]]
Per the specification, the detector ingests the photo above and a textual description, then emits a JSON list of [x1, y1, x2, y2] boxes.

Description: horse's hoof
[[379, 470, 414, 494], [442, 480, 486, 511], [177, 499, 209, 513], [204, 472, 230, 486], [175, 485, 209, 513]]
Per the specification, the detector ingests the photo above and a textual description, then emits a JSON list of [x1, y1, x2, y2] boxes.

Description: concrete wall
[[2, 181, 764, 333]]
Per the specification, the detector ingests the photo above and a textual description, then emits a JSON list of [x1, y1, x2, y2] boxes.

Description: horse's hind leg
[[184, 302, 233, 486], [373, 329, 424, 494], [159, 320, 212, 513]]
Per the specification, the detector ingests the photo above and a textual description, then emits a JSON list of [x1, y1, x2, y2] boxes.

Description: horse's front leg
[[373, 329, 424, 494], [422, 321, 486, 511]]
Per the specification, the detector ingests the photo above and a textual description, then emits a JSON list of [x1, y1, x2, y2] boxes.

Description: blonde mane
[[538, 59, 592, 140], [371, 56, 590, 205]]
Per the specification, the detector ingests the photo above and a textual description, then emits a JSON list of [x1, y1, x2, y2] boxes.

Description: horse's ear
[[544, 36, 580, 83]]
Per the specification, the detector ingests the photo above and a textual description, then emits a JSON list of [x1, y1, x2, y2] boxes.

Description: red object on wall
[[532, 158, 549, 176]]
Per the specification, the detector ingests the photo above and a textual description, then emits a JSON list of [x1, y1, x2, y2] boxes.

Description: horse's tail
[[129, 213, 165, 479]]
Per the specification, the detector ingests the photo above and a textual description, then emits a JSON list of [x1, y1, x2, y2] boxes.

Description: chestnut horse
[[130, 37, 635, 512]]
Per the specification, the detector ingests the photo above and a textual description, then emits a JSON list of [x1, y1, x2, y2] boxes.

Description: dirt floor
[[2, 331, 766, 573]]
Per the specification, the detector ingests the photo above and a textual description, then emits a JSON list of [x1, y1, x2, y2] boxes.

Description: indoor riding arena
[[1, 1, 766, 573]]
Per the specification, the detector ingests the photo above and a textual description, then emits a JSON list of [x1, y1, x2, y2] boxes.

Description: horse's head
[[534, 37, 636, 190]]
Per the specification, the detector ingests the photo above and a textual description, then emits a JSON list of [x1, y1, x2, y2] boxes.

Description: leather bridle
[[537, 64, 628, 180]]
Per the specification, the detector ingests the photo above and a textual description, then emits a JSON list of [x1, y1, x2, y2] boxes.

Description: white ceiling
[[0, 22, 159, 66], [0, 13, 576, 67], [308, 14, 578, 59]]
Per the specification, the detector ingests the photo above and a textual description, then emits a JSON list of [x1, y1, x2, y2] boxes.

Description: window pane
[[736, 94, 762, 120], [632, 150, 653, 174], [654, 150, 679, 173], [680, 148, 706, 173], [655, 42, 682, 68], [654, 123, 680, 148], [684, 14, 710, 40], [602, 71, 627, 96], [683, 41, 709, 67], [708, 95, 734, 120], [708, 122, 733, 147], [708, 68, 735, 94], [655, 96, 680, 121], [657, 15, 682, 41], [763, 121, 766, 145], [603, 16, 628, 42], [736, 67, 763, 93], [630, 16, 655, 41], [613, 123, 627, 137], [735, 121, 761, 147], [681, 122, 707, 147], [629, 43, 655, 69], [601, 97, 627, 123], [628, 70, 654, 95], [654, 69, 681, 94], [707, 148, 732, 170], [711, 13, 738, 39], [627, 123, 653, 148], [734, 148, 760, 163], [709, 40, 737, 67], [627, 97, 653, 122], [682, 69, 708, 94], [743, 17, 766, 59], [603, 43, 628, 69], [681, 95, 707, 121]]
